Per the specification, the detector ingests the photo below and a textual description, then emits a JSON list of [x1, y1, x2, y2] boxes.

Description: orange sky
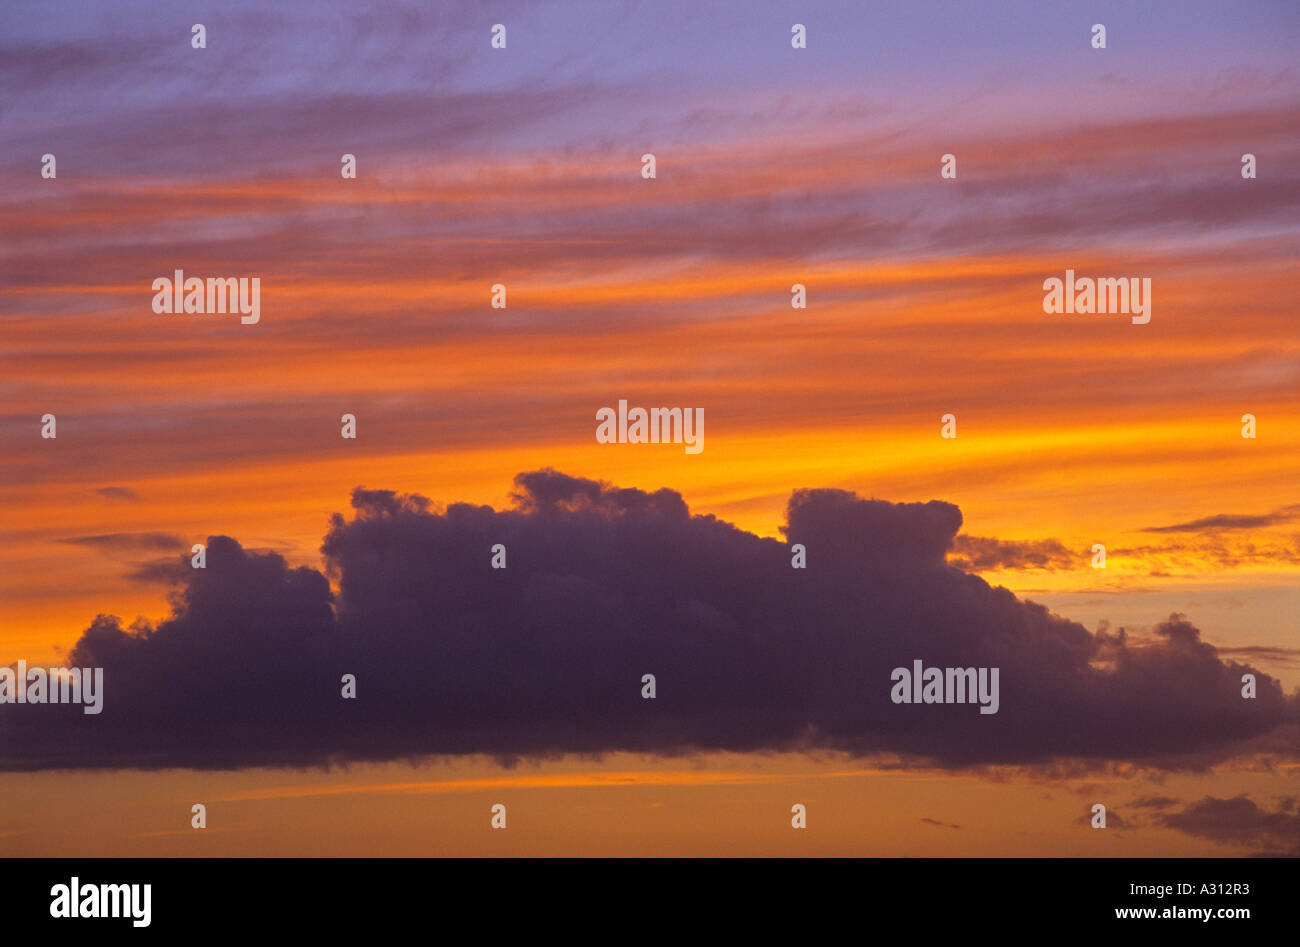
[[5, 754, 1297, 857]]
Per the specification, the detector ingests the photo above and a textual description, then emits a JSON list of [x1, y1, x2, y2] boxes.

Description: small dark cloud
[[1143, 504, 1300, 534], [58, 532, 181, 551], [1159, 796, 1300, 855], [1216, 646, 1300, 670], [948, 535, 1080, 572], [1128, 795, 1179, 810], [921, 817, 961, 829], [95, 486, 139, 502], [1111, 537, 1300, 571], [124, 556, 193, 585]]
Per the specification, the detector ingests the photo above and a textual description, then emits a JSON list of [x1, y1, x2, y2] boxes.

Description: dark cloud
[[1216, 646, 1300, 670], [57, 532, 182, 551], [56, 533, 188, 586], [1158, 796, 1300, 855], [1109, 536, 1300, 572], [920, 817, 960, 829], [1143, 504, 1300, 534], [947, 535, 1079, 572], [95, 487, 140, 502], [1, 470, 1295, 772], [1127, 795, 1179, 811], [124, 556, 195, 585]]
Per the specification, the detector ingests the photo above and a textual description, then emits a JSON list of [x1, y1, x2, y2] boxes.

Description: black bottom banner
[[2, 857, 1289, 934]]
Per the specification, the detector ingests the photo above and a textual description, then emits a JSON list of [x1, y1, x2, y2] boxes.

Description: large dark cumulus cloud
[[1, 470, 1294, 771]]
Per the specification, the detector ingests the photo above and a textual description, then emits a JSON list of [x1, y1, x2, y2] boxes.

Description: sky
[[1, 0, 1298, 856]]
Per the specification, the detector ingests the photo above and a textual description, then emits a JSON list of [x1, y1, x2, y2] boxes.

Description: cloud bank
[[1, 470, 1294, 771]]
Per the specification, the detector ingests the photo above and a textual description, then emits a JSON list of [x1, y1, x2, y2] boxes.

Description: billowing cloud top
[[1, 471, 1294, 771]]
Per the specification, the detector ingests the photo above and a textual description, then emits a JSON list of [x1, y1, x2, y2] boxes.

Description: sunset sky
[[2, 0, 1298, 856]]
